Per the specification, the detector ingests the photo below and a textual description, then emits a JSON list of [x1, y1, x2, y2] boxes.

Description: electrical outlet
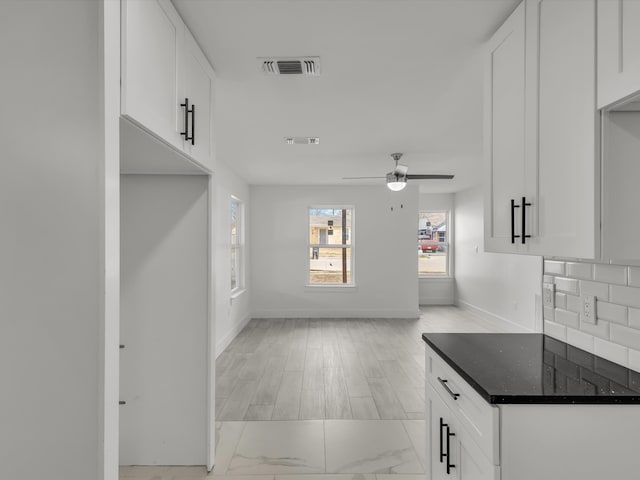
[[583, 295, 597, 324], [543, 283, 555, 308]]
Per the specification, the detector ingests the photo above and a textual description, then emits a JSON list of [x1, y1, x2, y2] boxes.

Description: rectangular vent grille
[[285, 137, 320, 145], [260, 57, 320, 76]]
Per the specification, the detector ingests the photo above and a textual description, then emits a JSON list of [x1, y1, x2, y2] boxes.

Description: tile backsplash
[[543, 259, 640, 372]]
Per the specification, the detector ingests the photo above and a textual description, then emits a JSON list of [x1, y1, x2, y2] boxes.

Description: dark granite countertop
[[422, 333, 640, 404]]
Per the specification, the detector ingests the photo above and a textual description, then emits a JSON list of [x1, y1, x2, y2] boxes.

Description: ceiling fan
[[343, 153, 454, 191]]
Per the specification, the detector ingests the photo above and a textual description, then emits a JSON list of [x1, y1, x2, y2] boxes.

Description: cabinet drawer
[[426, 345, 499, 465]]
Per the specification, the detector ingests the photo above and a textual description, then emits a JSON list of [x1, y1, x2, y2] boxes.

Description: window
[[418, 211, 450, 276], [231, 197, 243, 292], [308, 207, 353, 285]]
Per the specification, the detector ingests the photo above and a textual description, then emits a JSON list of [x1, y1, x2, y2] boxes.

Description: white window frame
[[418, 210, 452, 278], [307, 205, 355, 287], [231, 196, 244, 295]]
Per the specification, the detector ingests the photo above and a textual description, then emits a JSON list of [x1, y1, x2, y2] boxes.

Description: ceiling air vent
[[285, 137, 320, 145], [260, 57, 320, 76]]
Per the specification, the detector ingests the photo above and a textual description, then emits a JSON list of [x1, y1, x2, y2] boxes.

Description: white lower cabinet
[[425, 345, 640, 480], [427, 384, 498, 480]]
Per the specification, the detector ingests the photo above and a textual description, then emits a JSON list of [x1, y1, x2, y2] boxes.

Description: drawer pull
[[438, 377, 460, 400]]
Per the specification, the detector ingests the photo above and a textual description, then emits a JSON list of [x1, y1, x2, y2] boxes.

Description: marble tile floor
[[120, 306, 506, 480], [121, 419, 425, 479]]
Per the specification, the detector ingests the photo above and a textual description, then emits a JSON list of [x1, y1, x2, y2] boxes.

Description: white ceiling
[[172, 0, 519, 193]]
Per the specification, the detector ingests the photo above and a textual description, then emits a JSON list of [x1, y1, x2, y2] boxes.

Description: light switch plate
[[543, 283, 555, 308], [583, 295, 597, 324]]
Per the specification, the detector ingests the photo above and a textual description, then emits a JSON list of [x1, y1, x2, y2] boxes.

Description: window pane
[[418, 211, 448, 275], [419, 244, 448, 274], [231, 201, 238, 245], [309, 209, 352, 245], [230, 247, 237, 290], [309, 247, 351, 284]]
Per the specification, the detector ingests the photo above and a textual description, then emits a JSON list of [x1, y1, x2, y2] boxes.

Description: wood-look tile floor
[[216, 306, 500, 422]]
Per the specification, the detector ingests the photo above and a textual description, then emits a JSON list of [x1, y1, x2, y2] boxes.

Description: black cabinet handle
[[446, 425, 456, 474], [190, 103, 195, 146], [521, 196, 531, 244], [119, 401, 126, 405], [511, 198, 520, 244], [180, 98, 194, 144], [437, 377, 460, 400], [439, 417, 456, 474], [439, 417, 446, 463]]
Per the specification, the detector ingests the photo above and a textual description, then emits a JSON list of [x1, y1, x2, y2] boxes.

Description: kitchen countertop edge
[[422, 333, 640, 405]]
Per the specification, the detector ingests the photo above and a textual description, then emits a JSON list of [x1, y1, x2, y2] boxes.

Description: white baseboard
[[250, 309, 421, 319], [455, 300, 531, 333], [419, 298, 455, 306], [215, 314, 252, 358]]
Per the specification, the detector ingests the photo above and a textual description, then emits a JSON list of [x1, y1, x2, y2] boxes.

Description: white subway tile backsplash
[[566, 262, 593, 280], [629, 267, 640, 288], [610, 285, 640, 309], [555, 292, 567, 309], [579, 280, 610, 300], [544, 260, 565, 276], [566, 294, 581, 313], [579, 319, 610, 340], [544, 320, 566, 342], [610, 324, 640, 351], [596, 301, 628, 325], [628, 349, 640, 373], [566, 328, 594, 352], [594, 264, 628, 285], [594, 337, 628, 366], [555, 277, 579, 295], [554, 308, 579, 329], [629, 308, 640, 330], [544, 258, 640, 371]]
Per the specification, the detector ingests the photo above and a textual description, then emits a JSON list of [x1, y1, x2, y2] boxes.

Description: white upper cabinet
[[484, 2, 530, 254], [534, 0, 599, 258], [121, 0, 215, 172], [121, 0, 183, 150], [181, 29, 215, 171], [484, 0, 599, 258], [597, 0, 640, 109]]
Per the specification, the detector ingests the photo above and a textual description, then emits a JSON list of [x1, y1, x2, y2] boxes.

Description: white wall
[[214, 160, 252, 356], [0, 2, 118, 479], [454, 186, 542, 332], [419, 193, 455, 305], [120, 175, 208, 465], [250, 185, 419, 318]]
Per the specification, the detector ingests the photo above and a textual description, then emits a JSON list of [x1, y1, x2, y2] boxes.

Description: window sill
[[419, 275, 453, 280], [304, 284, 358, 293], [230, 288, 247, 301]]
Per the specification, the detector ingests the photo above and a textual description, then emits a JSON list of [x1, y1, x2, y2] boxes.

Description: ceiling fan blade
[[342, 176, 385, 180], [393, 164, 409, 176], [406, 174, 455, 180]]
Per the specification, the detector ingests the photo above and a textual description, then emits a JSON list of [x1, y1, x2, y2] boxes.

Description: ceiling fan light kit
[[386, 172, 407, 191]]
